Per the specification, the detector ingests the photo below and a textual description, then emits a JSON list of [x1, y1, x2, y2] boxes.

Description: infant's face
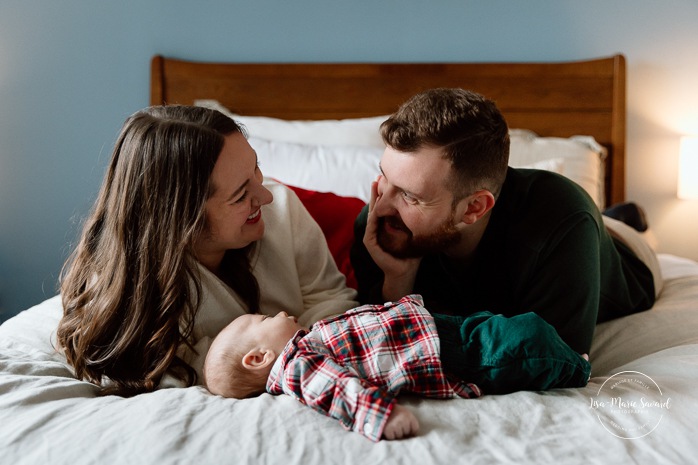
[[235, 311, 306, 353]]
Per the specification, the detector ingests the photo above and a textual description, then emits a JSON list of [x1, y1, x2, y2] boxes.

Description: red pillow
[[286, 184, 366, 289]]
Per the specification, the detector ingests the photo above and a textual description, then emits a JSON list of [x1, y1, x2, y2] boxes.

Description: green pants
[[433, 312, 591, 395]]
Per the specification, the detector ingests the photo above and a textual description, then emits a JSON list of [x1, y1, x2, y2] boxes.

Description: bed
[[2, 54, 697, 464]]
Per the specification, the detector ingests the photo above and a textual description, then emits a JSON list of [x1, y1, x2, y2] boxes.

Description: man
[[350, 88, 658, 354]]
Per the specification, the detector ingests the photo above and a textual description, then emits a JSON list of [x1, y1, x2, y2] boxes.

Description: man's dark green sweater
[[350, 168, 655, 354]]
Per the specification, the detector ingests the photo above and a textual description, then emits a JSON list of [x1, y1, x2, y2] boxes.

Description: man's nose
[[373, 186, 396, 216]]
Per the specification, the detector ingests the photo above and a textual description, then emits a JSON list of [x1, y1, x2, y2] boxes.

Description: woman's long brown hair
[[57, 105, 260, 397]]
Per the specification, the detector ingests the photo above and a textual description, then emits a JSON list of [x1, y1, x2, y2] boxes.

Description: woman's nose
[[253, 182, 274, 207]]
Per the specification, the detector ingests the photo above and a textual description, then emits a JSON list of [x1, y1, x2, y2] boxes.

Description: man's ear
[[241, 348, 277, 371], [459, 190, 495, 225]]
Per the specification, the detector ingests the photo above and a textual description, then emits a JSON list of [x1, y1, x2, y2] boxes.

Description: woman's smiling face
[[194, 132, 273, 270]]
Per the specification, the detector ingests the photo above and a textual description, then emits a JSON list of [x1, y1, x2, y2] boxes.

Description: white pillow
[[251, 137, 382, 202], [196, 99, 387, 148], [252, 138, 566, 204], [509, 129, 606, 208], [516, 157, 565, 176], [198, 101, 605, 207]]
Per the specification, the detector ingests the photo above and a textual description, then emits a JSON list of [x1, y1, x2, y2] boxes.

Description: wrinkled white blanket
[[1, 254, 697, 465]]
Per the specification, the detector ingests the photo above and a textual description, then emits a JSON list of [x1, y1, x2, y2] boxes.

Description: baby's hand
[[382, 404, 419, 440]]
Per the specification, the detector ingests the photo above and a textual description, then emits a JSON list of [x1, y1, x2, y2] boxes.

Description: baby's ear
[[242, 348, 277, 371]]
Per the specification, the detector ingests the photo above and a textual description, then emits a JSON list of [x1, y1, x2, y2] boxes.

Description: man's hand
[[382, 404, 419, 440], [363, 179, 422, 301]]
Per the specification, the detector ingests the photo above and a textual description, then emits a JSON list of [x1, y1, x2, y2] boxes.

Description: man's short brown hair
[[380, 88, 510, 200]]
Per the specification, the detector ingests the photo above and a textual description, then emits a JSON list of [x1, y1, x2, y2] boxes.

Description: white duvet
[[1, 254, 697, 465]]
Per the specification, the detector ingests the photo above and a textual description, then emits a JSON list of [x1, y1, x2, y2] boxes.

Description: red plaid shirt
[[266, 295, 481, 441]]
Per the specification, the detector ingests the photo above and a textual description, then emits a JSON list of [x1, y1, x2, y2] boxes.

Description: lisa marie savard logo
[[589, 371, 671, 439]]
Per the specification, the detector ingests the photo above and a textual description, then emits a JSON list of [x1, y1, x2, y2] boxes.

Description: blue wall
[[2, 1, 698, 321]]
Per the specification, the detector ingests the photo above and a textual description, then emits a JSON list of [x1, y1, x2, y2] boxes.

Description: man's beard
[[376, 212, 461, 259]]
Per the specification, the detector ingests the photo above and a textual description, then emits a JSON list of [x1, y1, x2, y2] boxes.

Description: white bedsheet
[[1, 254, 697, 464]]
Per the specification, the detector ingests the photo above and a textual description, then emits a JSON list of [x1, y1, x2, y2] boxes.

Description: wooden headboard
[[151, 55, 626, 206]]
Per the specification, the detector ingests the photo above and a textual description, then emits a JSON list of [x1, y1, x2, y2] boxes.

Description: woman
[[57, 105, 357, 397]]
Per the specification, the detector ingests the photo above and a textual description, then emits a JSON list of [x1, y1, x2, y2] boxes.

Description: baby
[[203, 295, 590, 442]]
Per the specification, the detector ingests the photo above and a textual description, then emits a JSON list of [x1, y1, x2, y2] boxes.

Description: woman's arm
[[281, 183, 359, 323]]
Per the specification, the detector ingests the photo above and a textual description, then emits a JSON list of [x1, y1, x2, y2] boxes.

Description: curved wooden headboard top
[[151, 55, 626, 205]]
